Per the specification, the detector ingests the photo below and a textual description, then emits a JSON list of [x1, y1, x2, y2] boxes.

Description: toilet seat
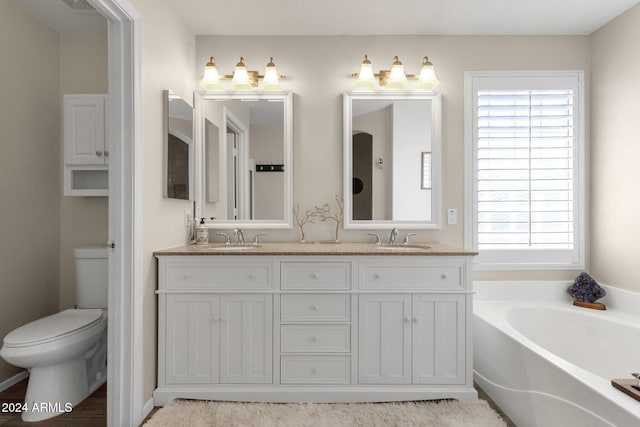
[[3, 309, 103, 348]]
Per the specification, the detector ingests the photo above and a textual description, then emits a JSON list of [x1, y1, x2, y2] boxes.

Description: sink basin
[[376, 244, 431, 251], [207, 244, 261, 251]]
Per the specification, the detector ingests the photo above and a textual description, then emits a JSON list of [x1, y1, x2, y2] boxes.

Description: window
[[465, 72, 584, 270]]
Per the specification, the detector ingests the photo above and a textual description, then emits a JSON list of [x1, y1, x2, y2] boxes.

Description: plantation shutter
[[477, 90, 574, 249], [466, 72, 584, 269]]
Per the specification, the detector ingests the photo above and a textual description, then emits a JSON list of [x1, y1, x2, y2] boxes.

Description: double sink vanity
[[153, 242, 476, 404], [157, 87, 476, 403]]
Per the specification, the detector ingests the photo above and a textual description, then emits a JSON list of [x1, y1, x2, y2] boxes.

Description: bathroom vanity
[[153, 243, 476, 405]]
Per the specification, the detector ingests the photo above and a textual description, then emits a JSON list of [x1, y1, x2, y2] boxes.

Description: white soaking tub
[[474, 281, 640, 427]]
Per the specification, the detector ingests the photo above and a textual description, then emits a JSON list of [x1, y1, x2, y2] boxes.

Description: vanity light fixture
[[200, 57, 224, 90], [200, 56, 286, 91], [415, 57, 440, 90], [352, 55, 439, 91]]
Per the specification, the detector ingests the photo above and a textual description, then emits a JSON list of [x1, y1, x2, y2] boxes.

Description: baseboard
[[141, 397, 155, 421], [0, 370, 28, 392]]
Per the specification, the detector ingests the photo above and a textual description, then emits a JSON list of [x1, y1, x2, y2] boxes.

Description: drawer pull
[[310, 304, 319, 311]]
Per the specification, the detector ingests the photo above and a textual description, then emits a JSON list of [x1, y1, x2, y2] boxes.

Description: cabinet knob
[[96, 150, 103, 156], [311, 273, 320, 279], [311, 336, 318, 342], [311, 368, 319, 374], [212, 316, 219, 322], [373, 273, 381, 279], [310, 304, 319, 311], [441, 274, 448, 279], [220, 316, 227, 322], [249, 274, 256, 279], [404, 317, 410, 323], [183, 273, 191, 280], [104, 150, 109, 157], [413, 317, 419, 323]]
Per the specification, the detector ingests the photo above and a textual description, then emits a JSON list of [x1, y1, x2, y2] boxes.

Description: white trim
[[87, 0, 143, 426], [141, 397, 155, 422], [464, 71, 586, 270], [0, 371, 28, 392]]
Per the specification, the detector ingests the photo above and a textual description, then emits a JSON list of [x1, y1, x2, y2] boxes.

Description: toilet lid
[[3, 309, 103, 347]]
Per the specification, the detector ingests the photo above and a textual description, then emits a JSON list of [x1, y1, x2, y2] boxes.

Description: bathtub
[[474, 281, 640, 427]]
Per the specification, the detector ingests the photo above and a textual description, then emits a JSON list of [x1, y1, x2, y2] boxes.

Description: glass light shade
[[232, 57, 252, 91], [415, 57, 440, 90], [354, 55, 377, 90], [386, 56, 408, 89], [200, 57, 224, 90], [262, 57, 282, 91]]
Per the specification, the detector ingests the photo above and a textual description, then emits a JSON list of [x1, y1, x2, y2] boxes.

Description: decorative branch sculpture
[[315, 195, 344, 243], [293, 204, 319, 243]]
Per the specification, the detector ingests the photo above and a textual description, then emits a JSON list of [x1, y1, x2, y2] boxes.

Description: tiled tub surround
[[154, 243, 476, 405]]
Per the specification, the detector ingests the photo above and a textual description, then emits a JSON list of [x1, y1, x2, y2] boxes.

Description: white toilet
[[0, 246, 108, 422]]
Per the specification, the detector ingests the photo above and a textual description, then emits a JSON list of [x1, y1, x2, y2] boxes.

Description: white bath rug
[[144, 399, 507, 427]]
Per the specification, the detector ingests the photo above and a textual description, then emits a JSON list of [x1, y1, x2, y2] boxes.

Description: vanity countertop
[[154, 242, 477, 257]]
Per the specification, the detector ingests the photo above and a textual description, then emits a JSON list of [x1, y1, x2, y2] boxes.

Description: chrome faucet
[[389, 228, 399, 244], [234, 228, 245, 245], [403, 233, 417, 244], [216, 232, 230, 244]]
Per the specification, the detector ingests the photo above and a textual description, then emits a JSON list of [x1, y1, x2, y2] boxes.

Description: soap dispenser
[[195, 218, 209, 245]]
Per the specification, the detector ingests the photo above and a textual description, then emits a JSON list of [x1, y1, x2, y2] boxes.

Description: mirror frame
[[194, 91, 294, 229], [343, 91, 442, 229]]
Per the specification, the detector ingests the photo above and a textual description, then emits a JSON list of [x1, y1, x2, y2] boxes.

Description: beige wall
[[59, 34, 109, 310], [590, 4, 640, 292], [0, 0, 61, 383], [129, 0, 197, 402], [196, 35, 589, 280]]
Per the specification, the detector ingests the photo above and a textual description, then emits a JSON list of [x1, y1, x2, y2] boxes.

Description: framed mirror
[[164, 90, 194, 200], [343, 92, 441, 229], [194, 91, 293, 229]]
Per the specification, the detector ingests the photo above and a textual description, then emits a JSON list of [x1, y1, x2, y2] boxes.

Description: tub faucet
[[389, 228, 399, 244], [234, 228, 245, 245]]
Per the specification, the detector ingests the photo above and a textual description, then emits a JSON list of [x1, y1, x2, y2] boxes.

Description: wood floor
[[0, 378, 106, 426]]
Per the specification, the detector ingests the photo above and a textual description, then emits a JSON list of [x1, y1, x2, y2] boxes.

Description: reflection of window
[[465, 71, 584, 270], [421, 152, 432, 189]]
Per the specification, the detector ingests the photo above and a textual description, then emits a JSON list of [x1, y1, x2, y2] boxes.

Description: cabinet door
[[64, 95, 107, 165], [219, 294, 273, 384], [165, 294, 219, 384], [412, 294, 465, 384], [358, 294, 411, 384]]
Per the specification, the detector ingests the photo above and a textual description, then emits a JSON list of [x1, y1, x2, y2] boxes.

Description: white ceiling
[[14, 0, 640, 36], [168, 0, 640, 36]]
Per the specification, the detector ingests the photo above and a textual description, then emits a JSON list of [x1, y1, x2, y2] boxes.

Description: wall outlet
[[184, 209, 193, 227], [447, 208, 457, 225]]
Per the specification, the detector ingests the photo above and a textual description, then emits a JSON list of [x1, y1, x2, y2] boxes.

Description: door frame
[[88, 0, 143, 425]]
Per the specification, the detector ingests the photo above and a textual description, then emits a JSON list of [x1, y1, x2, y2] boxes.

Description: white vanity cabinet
[[63, 94, 109, 196], [154, 249, 475, 405]]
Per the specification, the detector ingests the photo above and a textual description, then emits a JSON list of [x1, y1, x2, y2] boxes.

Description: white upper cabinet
[[63, 94, 109, 196], [64, 94, 108, 165]]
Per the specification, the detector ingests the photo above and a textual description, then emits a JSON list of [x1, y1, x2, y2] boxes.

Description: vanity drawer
[[281, 294, 350, 322], [281, 262, 351, 290], [281, 325, 350, 353], [166, 262, 272, 289], [360, 263, 462, 290], [281, 356, 350, 384]]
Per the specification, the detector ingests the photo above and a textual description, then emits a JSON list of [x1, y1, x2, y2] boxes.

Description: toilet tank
[[74, 246, 108, 309]]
